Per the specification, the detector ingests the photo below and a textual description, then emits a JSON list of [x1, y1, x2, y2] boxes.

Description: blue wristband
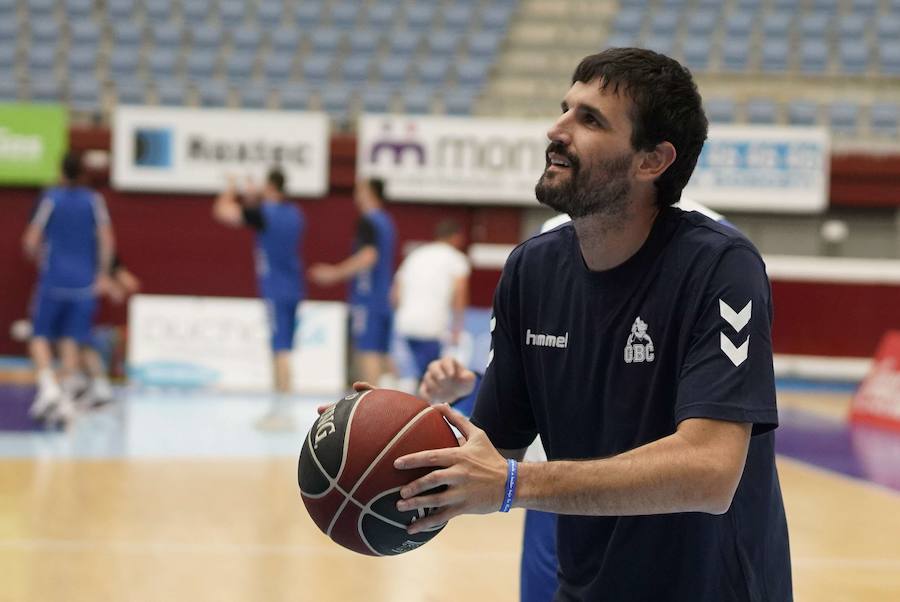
[[500, 459, 518, 513]]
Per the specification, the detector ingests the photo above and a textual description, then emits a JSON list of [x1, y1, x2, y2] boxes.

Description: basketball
[[298, 388, 459, 556]]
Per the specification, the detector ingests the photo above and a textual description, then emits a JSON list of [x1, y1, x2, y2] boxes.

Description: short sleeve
[[675, 245, 778, 435], [241, 206, 265, 231], [92, 193, 111, 226], [356, 217, 376, 247], [470, 249, 537, 450], [30, 196, 54, 230], [452, 250, 471, 278]]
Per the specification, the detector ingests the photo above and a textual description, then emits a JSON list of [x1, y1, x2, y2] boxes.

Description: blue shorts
[[266, 299, 299, 352], [405, 338, 442, 378], [350, 304, 393, 353], [31, 294, 97, 344], [520, 509, 559, 602]]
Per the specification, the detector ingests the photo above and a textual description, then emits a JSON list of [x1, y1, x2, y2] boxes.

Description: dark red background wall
[[1, 129, 898, 359]]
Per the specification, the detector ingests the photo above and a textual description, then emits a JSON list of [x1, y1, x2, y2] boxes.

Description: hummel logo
[[719, 300, 751, 366], [525, 329, 568, 348], [624, 317, 655, 363]]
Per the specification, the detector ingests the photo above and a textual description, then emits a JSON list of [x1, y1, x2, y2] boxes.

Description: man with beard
[[390, 48, 792, 600]]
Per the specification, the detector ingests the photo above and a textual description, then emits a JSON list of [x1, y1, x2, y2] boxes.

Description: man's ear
[[635, 141, 676, 183]]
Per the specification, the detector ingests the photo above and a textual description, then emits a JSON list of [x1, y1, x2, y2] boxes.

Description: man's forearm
[[334, 247, 377, 280], [514, 422, 749, 516]]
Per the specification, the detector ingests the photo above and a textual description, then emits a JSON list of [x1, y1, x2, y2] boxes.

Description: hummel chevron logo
[[720, 333, 749, 367], [719, 300, 752, 332]]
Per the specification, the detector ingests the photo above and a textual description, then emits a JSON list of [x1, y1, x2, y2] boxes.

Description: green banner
[[0, 103, 68, 186]]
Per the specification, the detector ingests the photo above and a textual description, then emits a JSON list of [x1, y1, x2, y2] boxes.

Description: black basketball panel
[[298, 430, 331, 496], [360, 511, 444, 556], [310, 391, 362, 480]]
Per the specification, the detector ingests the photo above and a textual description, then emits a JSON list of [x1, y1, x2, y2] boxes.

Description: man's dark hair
[[267, 168, 286, 194], [435, 218, 462, 240], [61, 152, 82, 182], [368, 178, 386, 203], [572, 48, 708, 207]]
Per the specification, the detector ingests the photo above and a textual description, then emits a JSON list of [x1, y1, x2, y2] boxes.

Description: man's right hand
[[419, 357, 476, 405]]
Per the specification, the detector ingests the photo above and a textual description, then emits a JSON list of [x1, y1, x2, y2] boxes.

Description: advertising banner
[[112, 106, 329, 196], [127, 295, 347, 394], [0, 103, 68, 186], [851, 330, 900, 432], [685, 125, 830, 214]]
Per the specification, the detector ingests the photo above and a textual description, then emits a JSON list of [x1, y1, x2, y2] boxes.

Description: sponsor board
[[112, 106, 329, 196], [0, 103, 68, 186], [851, 331, 900, 432], [127, 295, 346, 393]]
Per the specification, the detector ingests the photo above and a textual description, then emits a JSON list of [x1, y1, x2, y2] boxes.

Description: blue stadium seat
[[0, 20, 15, 45], [852, 0, 879, 12], [191, 24, 222, 51], [745, 99, 778, 124], [481, 5, 514, 31], [186, 51, 217, 80], [112, 22, 142, 47], [151, 22, 182, 48], [330, 2, 358, 30], [642, 36, 675, 56], [225, 53, 255, 80], [787, 100, 818, 126], [156, 79, 189, 106], [342, 55, 373, 85], [146, 0, 173, 22], [27, 46, 56, 71], [71, 21, 101, 46], [879, 41, 900, 75], [705, 98, 736, 123], [810, 0, 839, 10], [310, 28, 342, 53], [876, 16, 900, 42], [361, 86, 392, 113], [650, 10, 679, 36], [402, 86, 433, 114], [30, 77, 63, 103], [760, 39, 790, 72], [770, 0, 796, 9], [456, 58, 490, 87], [734, 0, 763, 10], [762, 11, 792, 38], [263, 52, 293, 80], [725, 12, 755, 37], [0, 72, 17, 101], [799, 39, 830, 74], [605, 33, 637, 49], [240, 86, 269, 109], [405, 4, 437, 32], [378, 55, 411, 85], [148, 49, 180, 77], [301, 54, 334, 84], [115, 78, 147, 105], [109, 50, 140, 78], [829, 101, 860, 134], [443, 4, 475, 31], [388, 30, 421, 56], [0, 41, 15, 71], [232, 26, 262, 53], [428, 30, 461, 57], [295, 3, 323, 28], [27, 0, 56, 18], [798, 12, 832, 39], [366, 3, 396, 29], [719, 38, 751, 72], [467, 31, 501, 58], [611, 9, 643, 36], [415, 56, 451, 86], [182, 0, 212, 24], [271, 26, 300, 54], [278, 83, 312, 110], [321, 84, 353, 122], [685, 8, 718, 37], [30, 20, 61, 44], [444, 88, 477, 115], [838, 39, 870, 74], [107, 0, 134, 21], [197, 80, 229, 107], [349, 30, 380, 55], [220, 0, 245, 23], [70, 77, 102, 114], [681, 38, 711, 71], [258, 0, 283, 28], [837, 13, 869, 39], [65, 0, 94, 20], [68, 45, 98, 73], [870, 102, 898, 136]]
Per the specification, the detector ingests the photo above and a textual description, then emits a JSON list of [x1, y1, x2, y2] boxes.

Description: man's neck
[[572, 199, 660, 272]]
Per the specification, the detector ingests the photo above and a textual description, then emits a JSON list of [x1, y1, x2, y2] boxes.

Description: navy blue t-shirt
[[472, 208, 792, 601], [349, 208, 396, 314], [243, 200, 304, 303]]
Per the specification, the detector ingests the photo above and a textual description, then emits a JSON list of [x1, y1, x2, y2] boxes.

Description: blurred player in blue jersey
[[310, 178, 397, 387], [22, 152, 115, 424], [214, 168, 305, 430]]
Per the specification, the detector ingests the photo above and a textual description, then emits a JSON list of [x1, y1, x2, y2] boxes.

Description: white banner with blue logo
[[685, 125, 830, 214], [112, 106, 330, 196], [127, 295, 346, 393], [357, 113, 548, 205]]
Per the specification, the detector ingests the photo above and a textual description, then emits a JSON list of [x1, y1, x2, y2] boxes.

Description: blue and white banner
[[358, 114, 547, 205], [127, 295, 346, 393], [685, 125, 830, 214], [112, 106, 330, 196]]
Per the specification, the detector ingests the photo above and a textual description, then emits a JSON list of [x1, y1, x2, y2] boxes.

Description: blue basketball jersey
[[255, 201, 304, 303], [349, 208, 396, 313], [31, 186, 109, 298]]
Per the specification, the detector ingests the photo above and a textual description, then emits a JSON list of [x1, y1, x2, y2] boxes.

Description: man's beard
[[535, 142, 633, 220]]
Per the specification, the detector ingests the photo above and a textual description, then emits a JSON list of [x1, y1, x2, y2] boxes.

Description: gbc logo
[[624, 317, 655, 364]]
